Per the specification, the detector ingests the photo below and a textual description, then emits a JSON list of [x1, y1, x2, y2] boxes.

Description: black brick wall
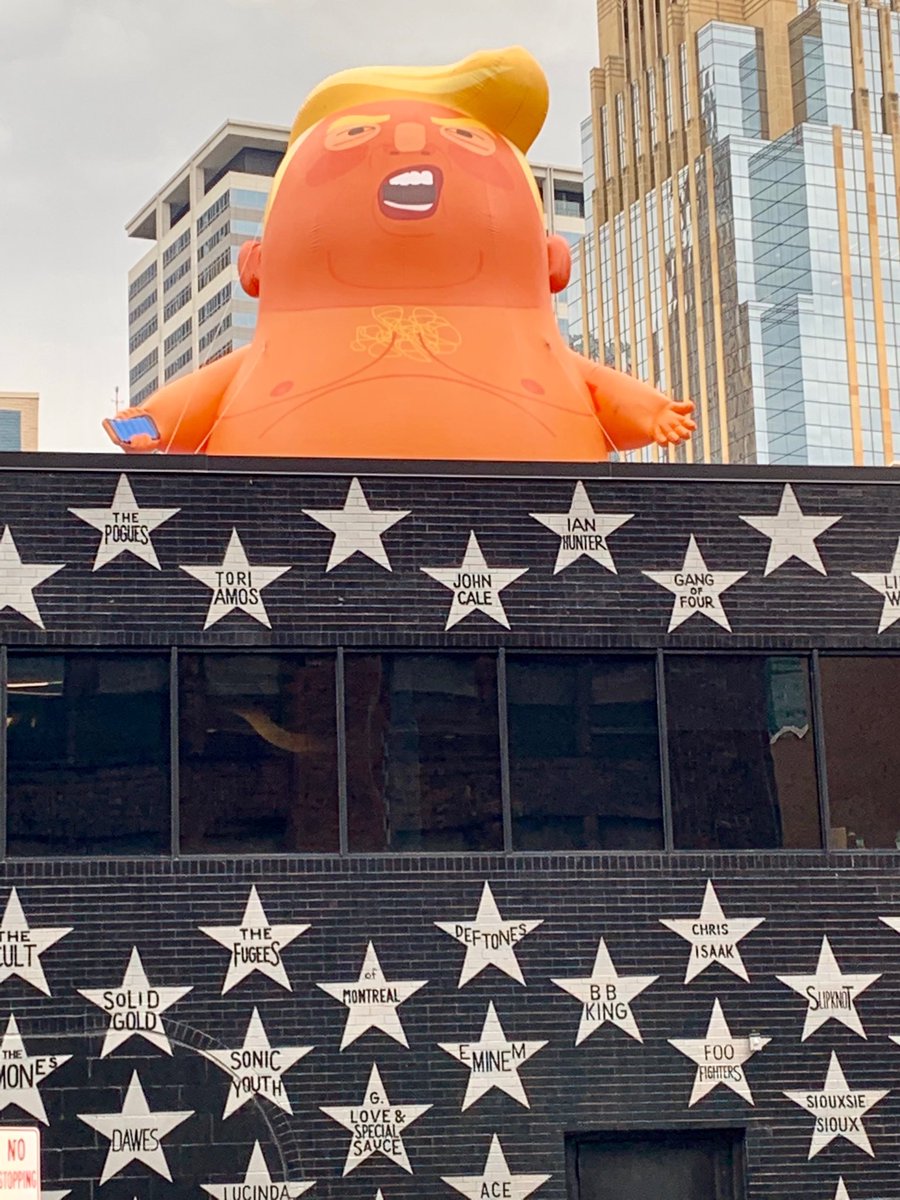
[[0, 457, 897, 1200], [0, 454, 897, 648], [6, 855, 900, 1200]]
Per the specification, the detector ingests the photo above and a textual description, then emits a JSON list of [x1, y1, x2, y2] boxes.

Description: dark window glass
[[665, 655, 820, 849], [346, 653, 501, 852], [7, 654, 170, 855], [820, 656, 900, 849], [179, 654, 338, 853], [507, 655, 663, 850]]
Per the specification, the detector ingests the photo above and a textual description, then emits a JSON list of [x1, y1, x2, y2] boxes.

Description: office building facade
[[533, 162, 586, 341], [126, 124, 583, 406], [0, 392, 39, 450], [568, 0, 900, 466], [126, 122, 287, 408], [0, 453, 898, 1198]]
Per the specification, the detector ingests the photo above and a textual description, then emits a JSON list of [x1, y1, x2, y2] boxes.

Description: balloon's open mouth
[[378, 165, 443, 219]]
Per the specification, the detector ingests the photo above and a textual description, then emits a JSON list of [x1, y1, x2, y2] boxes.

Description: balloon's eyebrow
[[327, 114, 391, 131], [430, 117, 493, 133]]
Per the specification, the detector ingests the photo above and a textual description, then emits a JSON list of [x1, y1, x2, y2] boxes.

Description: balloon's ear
[[238, 240, 262, 297], [547, 234, 572, 294]]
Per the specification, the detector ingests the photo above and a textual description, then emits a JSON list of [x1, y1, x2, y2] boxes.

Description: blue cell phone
[[106, 414, 160, 443]]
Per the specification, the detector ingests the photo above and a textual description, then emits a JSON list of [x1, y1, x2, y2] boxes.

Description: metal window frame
[[660, 648, 825, 851], [3, 643, 896, 861], [173, 647, 343, 858], [0, 647, 6, 861], [497, 648, 513, 853], [336, 647, 348, 854], [341, 646, 506, 856], [503, 648, 666, 854], [4, 646, 172, 861], [656, 648, 674, 850], [169, 647, 180, 858]]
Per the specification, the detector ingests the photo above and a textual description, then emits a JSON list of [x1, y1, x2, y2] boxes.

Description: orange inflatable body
[[107, 49, 693, 460]]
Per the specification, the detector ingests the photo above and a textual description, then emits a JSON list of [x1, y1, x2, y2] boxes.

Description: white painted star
[[201, 1006, 312, 1118], [853, 536, 900, 632], [0, 888, 71, 995], [439, 1001, 546, 1111], [669, 998, 769, 1106], [883, 916, 900, 1042], [643, 536, 745, 632], [784, 1052, 889, 1159], [78, 946, 192, 1057], [302, 477, 409, 572], [530, 481, 633, 574], [833, 1180, 851, 1200], [203, 1141, 314, 1200], [435, 882, 543, 988], [0, 527, 64, 630], [199, 885, 310, 994], [179, 528, 291, 629], [886, 944, 900, 1049], [41, 1191, 71, 1200], [320, 1063, 431, 1176], [0, 1014, 71, 1124], [422, 531, 527, 630], [777, 936, 880, 1041], [740, 484, 841, 576], [78, 1070, 193, 1184], [69, 474, 179, 570], [316, 942, 427, 1050], [442, 1134, 550, 1200], [660, 880, 764, 983], [551, 937, 658, 1044]]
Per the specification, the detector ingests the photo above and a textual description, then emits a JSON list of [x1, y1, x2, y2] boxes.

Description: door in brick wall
[[570, 1130, 746, 1200]]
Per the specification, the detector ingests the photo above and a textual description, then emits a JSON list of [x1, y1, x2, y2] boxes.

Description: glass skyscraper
[[569, 0, 900, 465]]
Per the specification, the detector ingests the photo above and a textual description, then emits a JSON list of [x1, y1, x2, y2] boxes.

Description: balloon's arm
[[103, 346, 250, 454], [573, 353, 696, 452]]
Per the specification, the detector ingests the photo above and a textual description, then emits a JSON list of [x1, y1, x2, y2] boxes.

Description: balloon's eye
[[438, 125, 496, 156], [325, 123, 382, 151]]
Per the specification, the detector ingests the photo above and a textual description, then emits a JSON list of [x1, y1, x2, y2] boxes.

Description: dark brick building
[[0, 453, 897, 1200]]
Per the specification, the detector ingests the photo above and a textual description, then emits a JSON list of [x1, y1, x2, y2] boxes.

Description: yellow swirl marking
[[352, 306, 462, 361]]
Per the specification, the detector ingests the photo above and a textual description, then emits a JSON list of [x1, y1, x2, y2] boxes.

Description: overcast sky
[[0, 0, 597, 452]]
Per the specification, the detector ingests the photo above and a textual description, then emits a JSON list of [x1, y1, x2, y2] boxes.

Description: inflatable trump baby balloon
[[105, 47, 694, 460]]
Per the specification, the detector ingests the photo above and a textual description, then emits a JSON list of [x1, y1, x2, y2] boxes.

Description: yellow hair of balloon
[[263, 46, 548, 224]]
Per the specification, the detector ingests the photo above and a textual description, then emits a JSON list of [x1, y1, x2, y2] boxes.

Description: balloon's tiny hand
[[102, 412, 162, 453], [652, 399, 695, 446]]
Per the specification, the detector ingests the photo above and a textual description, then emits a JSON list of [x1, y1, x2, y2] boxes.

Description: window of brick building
[[665, 654, 820, 849], [179, 653, 338, 853], [819, 655, 900, 849], [7, 653, 170, 855], [507, 654, 663, 850], [345, 653, 502, 852]]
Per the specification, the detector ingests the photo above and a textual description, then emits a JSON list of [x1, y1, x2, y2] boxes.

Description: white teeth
[[388, 169, 434, 187], [384, 200, 433, 211]]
